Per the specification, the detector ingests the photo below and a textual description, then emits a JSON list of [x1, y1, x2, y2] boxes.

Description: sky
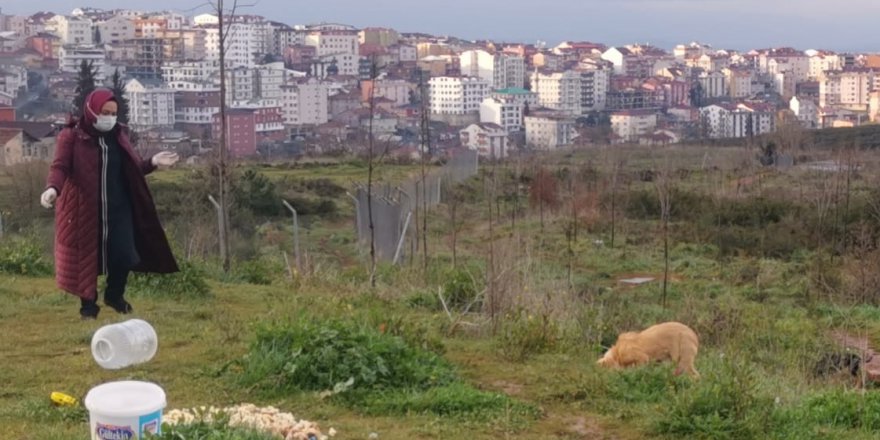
[[3, 0, 879, 52]]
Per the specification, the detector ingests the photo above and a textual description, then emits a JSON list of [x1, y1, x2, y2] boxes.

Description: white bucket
[[84, 381, 166, 440]]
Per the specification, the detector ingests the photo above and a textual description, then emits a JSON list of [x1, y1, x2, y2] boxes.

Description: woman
[[40, 88, 180, 319]]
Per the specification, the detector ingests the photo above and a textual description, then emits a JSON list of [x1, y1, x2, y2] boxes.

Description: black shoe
[[80, 300, 100, 320], [104, 297, 133, 314]]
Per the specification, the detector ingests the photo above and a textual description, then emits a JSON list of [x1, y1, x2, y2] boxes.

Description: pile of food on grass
[[163, 403, 336, 440]]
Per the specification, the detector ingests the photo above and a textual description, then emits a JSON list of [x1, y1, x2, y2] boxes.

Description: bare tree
[[366, 57, 379, 287], [486, 157, 499, 329], [606, 150, 625, 249], [565, 168, 576, 289], [418, 68, 431, 279], [529, 165, 559, 234], [209, 0, 254, 271], [654, 156, 673, 308]]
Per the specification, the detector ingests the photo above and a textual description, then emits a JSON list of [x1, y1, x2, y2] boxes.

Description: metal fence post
[[282, 200, 301, 273], [393, 211, 412, 265]]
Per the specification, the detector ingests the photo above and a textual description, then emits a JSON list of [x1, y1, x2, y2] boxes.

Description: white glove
[[151, 151, 180, 167], [41, 188, 57, 209]]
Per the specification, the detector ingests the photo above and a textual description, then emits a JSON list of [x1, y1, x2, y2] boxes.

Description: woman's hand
[[41, 188, 57, 209], [151, 151, 180, 168]]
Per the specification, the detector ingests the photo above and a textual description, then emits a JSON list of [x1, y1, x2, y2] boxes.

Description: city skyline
[[2, 0, 879, 52]]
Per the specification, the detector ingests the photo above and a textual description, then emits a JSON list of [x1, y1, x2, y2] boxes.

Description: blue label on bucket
[[96, 423, 135, 440], [139, 410, 162, 437]]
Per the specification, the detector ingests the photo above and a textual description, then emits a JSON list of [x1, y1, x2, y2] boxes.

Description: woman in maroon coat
[[41, 88, 180, 319]]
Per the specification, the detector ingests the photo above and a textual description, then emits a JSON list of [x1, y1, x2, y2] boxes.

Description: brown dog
[[597, 321, 700, 378]]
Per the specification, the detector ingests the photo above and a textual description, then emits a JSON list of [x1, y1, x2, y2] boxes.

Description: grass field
[[4, 145, 880, 439]]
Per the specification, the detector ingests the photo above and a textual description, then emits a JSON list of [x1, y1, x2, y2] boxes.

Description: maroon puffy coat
[[47, 90, 178, 300]]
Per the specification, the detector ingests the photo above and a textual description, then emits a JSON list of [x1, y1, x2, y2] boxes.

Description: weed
[[128, 258, 210, 299], [0, 234, 52, 276], [654, 356, 771, 440], [497, 308, 559, 362], [151, 420, 278, 439], [237, 319, 457, 395]]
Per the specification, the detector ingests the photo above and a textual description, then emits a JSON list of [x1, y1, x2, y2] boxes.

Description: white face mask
[[94, 115, 117, 132]]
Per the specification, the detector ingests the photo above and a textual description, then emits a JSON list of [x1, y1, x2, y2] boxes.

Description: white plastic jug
[[91, 319, 158, 369], [84, 380, 166, 440]]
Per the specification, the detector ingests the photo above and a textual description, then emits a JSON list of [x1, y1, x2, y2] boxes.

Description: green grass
[[8, 148, 880, 439]]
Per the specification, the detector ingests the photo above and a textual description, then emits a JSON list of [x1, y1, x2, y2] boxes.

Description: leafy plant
[[128, 258, 210, 298], [0, 235, 52, 276], [237, 319, 457, 395], [150, 421, 278, 440], [655, 357, 770, 440]]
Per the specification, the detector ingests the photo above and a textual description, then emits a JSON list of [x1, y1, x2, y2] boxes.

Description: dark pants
[[81, 261, 131, 309], [105, 260, 132, 302]]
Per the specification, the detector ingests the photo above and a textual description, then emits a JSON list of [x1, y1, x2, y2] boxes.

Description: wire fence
[[352, 150, 479, 263]]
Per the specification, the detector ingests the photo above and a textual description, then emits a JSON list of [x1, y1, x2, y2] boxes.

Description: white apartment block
[[367, 78, 411, 106], [460, 123, 509, 158], [254, 62, 288, 101], [203, 22, 271, 68], [723, 68, 753, 99], [601, 47, 627, 75], [95, 16, 134, 44], [161, 60, 220, 83], [611, 110, 658, 143], [790, 96, 818, 128], [168, 81, 220, 128], [0, 64, 26, 97], [396, 44, 417, 63], [459, 50, 525, 90], [820, 69, 875, 110], [125, 78, 176, 129], [525, 114, 577, 149], [870, 91, 880, 123], [272, 25, 302, 55], [59, 45, 108, 82], [45, 15, 93, 45], [193, 14, 219, 26], [766, 56, 810, 84], [531, 67, 609, 116], [303, 24, 359, 76], [700, 103, 775, 139], [674, 42, 711, 60], [774, 72, 797, 99], [480, 97, 524, 133], [281, 77, 329, 125], [699, 71, 726, 99], [809, 53, 842, 80], [226, 66, 256, 102], [491, 87, 538, 108], [428, 76, 490, 115]]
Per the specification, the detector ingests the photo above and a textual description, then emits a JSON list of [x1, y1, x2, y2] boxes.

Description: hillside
[[3, 145, 880, 439]]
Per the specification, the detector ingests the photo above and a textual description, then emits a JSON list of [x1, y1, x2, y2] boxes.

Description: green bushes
[[654, 357, 770, 440], [128, 258, 210, 298], [235, 319, 537, 420], [238, 319, 457, 394], [497, 309, 559, 362], [0, 235, 52, 276], [788, 390, 880, 431], [442, 266, 482, 310]]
